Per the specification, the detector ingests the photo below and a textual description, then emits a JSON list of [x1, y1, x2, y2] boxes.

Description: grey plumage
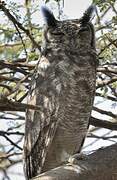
[[23, 5, 98, 179]]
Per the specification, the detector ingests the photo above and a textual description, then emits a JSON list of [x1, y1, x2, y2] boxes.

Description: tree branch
[[0, 97, 41, 112], [95, 92, 116, 102], [93, 106, 117, 119], [31, 144, 117, 180], [90, 117, 117, 130], [0, 134, 22, 150], [98, 38, 117, 56], [96, 76, 117, 89], [0, 130, 24, 136], [97, 66, 117, 75], [0, 1, 41, 51]]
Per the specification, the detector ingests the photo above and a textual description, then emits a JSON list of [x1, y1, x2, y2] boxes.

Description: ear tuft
[[41, 6, 57, 27], [80, 4, 96, 25]]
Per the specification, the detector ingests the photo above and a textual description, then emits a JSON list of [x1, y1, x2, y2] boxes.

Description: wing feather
[[23, 56, 60, 178]]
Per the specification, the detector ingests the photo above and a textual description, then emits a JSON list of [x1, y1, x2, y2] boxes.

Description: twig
[[88, 133, 117, 140], [0, 134, 22, 150], [96, 76, 117, 89], [98, 39, 117, 56], [95, 92, 116, 102], [90, 117, 117, 130], [0, 1, 41, 51], [93, 106, 117, 119], [13, 22, 28, 57], [97, 66, 117, 74], [0, 130, 24, 136]]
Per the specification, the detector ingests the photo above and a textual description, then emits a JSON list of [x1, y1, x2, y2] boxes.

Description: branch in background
[[90, 117, 117, 130], [0, 130, 24, 136], [0, 84, 12, 92], [0, 116, 24, 121], [0, 134, 22, 150], [0, 42, 23, 48], [93, 106, 117, 119], [105, 35, 117, 48], [0, 97, 41, 112], [0, 157, 22, 170], [98, 38, 117, 56], [96, 76, 117, 89], [1, 112, 25, 119], [0, 60, 34, 71], [0, 1, 41, 51], [0, 113, 25, 121], [0, 152, 22, 159], [0, 75, 22, 82], [95, 4, 111, 25], [109, 1, 117, 15], [95, 92, 116, 102], [109, 84, 117, 97], [102, 62, 117, 66], [96, 23, 112, 32], [88, 133, 117, 140], [0, 75, 30, 83], [97, 66, 117, 75], [17, 92, 28, 102], [13, 22, 28, 57]]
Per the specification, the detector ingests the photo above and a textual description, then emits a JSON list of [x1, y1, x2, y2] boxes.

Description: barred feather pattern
[[23, 5, 98, 179]]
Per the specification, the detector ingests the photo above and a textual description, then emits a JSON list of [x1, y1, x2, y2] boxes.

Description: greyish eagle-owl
[[23, 4, 98, 179]]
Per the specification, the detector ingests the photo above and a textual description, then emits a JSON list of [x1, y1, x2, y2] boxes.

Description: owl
[[23, 5, 98, 179]]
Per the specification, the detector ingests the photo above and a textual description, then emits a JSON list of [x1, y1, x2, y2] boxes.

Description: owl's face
[[42, 7, 95, 50]]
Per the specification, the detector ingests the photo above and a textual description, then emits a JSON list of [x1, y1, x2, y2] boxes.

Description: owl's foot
[[68, 153, 87, 165]]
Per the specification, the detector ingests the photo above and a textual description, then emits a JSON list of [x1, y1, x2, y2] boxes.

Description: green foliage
[[93, 0, 116, 5]]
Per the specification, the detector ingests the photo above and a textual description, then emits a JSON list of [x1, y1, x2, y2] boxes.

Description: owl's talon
[[68, 153, 87, 165]]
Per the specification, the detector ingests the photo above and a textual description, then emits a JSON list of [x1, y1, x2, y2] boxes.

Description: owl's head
[[42, 5, 96, 51]]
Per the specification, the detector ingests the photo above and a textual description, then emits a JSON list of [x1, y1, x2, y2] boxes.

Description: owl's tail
[[80, 4, 96, 25]]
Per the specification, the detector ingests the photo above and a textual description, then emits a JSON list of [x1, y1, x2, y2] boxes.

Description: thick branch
[[32, 144, 117, 180]]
